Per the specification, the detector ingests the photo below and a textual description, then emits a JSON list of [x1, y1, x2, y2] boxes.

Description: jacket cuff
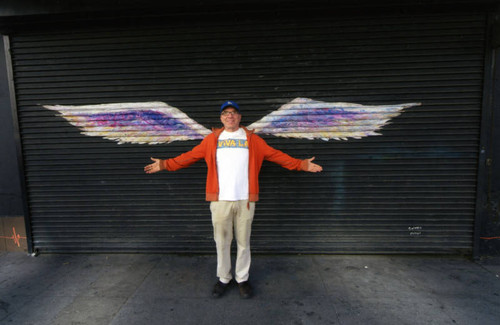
[[300, 159, 308, 171]]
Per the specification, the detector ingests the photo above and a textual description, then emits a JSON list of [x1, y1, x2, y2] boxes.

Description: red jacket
[[160, 126, 308, 201]]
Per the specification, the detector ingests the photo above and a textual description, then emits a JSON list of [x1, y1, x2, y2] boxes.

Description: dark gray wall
[[7, 9, 488, 254], [478, 10, 500, 255], [0, 0, 499, 255], [0, 36, 24, 217]]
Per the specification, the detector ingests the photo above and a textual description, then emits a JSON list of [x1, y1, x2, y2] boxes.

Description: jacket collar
[[211, 126, 254, 138]]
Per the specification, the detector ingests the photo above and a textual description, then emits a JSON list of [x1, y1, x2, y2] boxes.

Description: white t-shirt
[[216, 128, 249, 201]]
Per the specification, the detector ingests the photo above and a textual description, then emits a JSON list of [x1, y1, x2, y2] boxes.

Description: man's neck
[[224, 126, 240, 132]]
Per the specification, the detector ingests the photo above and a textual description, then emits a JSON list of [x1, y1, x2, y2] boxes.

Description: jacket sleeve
[[257, 136, 308, 171], [160, 136, 209, 171]]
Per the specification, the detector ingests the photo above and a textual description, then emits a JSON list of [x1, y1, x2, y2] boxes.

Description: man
[[144, 100, 322, 299]]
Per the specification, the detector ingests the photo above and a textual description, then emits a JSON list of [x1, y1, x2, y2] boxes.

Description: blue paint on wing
[[268, 108, 360, 128], [86, 110, 203, 137]]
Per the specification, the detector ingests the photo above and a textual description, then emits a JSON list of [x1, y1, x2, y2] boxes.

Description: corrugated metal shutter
[[10, 11, 485, 253]]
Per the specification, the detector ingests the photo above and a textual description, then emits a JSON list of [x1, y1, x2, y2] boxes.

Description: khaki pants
[[210, 200, 255, 284]]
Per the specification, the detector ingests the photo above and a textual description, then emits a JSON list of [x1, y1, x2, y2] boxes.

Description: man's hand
[[144, 157, 162, 174], [305, 157, 323, 173]]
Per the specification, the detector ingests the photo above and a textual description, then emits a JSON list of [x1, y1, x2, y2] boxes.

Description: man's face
[[220, 107, 241, 132]]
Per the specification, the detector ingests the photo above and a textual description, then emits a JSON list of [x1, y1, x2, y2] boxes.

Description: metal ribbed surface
[[10, 11, 485, 253]]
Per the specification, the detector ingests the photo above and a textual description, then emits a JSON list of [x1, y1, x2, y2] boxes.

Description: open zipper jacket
[[160, 126, 308, 202]]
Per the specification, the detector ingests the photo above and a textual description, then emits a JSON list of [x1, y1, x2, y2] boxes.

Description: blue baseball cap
[[220, 100, 240, 113]]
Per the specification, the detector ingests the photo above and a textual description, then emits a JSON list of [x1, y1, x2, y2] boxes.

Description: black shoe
[[212, 280, 229, 298], [238, 281, 252, 299]]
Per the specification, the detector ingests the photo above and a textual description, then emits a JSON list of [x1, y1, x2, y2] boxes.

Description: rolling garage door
[[8, 9, 486, 253]]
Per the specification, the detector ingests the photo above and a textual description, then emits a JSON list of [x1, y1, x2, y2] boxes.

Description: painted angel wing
[[248, 98, 421, 141], [43, 102, 211, 145]]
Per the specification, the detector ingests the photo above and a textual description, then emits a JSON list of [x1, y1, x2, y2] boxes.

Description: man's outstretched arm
[[256, 135, 323, 172], [144, 135, 211, 174]]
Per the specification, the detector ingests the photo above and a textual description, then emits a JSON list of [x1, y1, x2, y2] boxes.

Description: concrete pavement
[[0, 253, 499, 324]]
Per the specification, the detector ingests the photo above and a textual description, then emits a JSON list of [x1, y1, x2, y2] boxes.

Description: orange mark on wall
[[0, 227, 27, 247]]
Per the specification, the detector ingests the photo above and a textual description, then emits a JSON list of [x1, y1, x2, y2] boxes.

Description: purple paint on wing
[[85, 110, 203, 137], [269, 107, 362, 128]]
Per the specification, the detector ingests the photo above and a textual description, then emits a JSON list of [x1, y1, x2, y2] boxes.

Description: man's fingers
[[145, 158, 161, 174], [311, 165, 321, 172], [306, 157, 322, 172]]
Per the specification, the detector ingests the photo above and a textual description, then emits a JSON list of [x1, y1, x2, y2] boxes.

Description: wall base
[[0, 216, 27, 252]]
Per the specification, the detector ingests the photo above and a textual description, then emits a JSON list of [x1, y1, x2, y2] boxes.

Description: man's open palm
[[305, 157, 322, 173], [144, 158, 161, 174]]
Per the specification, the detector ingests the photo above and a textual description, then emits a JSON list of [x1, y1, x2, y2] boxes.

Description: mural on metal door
[[43, 97, 420, 145]]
